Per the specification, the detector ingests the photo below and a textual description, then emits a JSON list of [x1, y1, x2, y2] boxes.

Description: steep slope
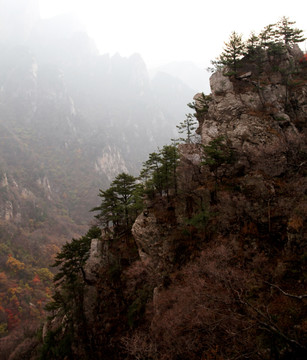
[[127, 45, 307, 360], [129, 45, 307, 359], [19, 41, 307, 359], [0, 2, 196, 345]]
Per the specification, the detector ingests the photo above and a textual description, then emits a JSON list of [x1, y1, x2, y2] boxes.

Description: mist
[[0, 0, 306, 356]]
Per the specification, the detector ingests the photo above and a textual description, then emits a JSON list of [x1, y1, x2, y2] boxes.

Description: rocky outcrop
[[123, 48, 307, 360], [132, 210, 177, 268], [95, 146, 128, 182], [132, 47, 307, 269], [200, 55, 306, 178]]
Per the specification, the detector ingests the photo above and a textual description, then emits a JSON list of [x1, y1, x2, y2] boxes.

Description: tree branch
[[264, 281, 307, 300], [232, 285, 306, 350]]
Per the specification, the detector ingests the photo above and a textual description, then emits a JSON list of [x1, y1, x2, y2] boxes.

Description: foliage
[[123, 241, 307, 360], [0, 322, 8, 336], [210, 17, 306, 74], [36, 268, 53, 283], [202, 136, 234, 181], [140, 144, 179, 199], [39, 327, 73, 360], [276, 16, 306, 45], [127, 285, 152, 328], [92, 173, 142, 230], [188, 93, 212, 115], [6, 255, 26, 273], [210, 31, 246, 74], [185, 209, 211, 230], [174, 113, 198, 144], [52, 226, 101, 286]]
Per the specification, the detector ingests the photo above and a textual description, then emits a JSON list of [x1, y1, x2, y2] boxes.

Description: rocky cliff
[[132, 46, 306, 266], [7, 41, 307, 360], [139, 46, 305, 357], [127, 45, 307, 359]]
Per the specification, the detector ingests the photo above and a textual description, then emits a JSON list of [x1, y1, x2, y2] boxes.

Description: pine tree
[[259, 24, 278, 49], [202, 136, 234, 204], [92, 187, 120, 228], [213, 31, 246, 74], [160, 145, 179, 198], [44, 227, 101, 359], [246, 31, 260, 56], [92, 173, 140, 230], [175, 113, 198, 144], [276, 16, 306, 46], [140, 145, 179, 199], [140, 151, 163, 195], [52, 226, 101, 286], [112, 173, 139, 228], [202, 136, 234, 183], [187, 93, 212, 116]]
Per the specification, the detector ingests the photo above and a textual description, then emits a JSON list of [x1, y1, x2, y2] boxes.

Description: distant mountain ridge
[[150, 60, 210, 94], [0, 0, 196, 342]]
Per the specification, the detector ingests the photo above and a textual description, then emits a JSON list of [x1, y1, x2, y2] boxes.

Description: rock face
[[200, 52, 306, 178], [122, 48, 307, 360], [95, 146, 129, 182], [85, 238, 103, 278], [132, 209, 177, 268], [132, 46, 307, 269]]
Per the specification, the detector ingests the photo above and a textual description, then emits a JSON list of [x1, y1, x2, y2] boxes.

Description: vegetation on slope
[[6, 17, 307, 360]]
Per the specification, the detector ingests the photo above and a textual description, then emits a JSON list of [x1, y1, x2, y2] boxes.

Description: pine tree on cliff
[[202, 136, 234, 202], [276, 16, 306, 45], [44, 226, 102, 359], [160, 144, 179, 198], [211, 31, 245, 74], [258, 24, 277, 49], [112, 173, 140, 228], [92, 173, 141, 231], [175, 113, 198, 144], [92, 187, 120, 228], [246, 31, 260, 55], [141, 145, 179, 199], [140, 150, 164, 195]]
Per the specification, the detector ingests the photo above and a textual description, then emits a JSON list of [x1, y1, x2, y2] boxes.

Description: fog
[[0, 2, 306, 352], [1, 0, 306, 93], [39, 0, 307, 68]]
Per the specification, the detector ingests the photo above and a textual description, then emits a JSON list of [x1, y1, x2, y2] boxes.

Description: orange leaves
[[0, 272, 8, 285], [299, 54, 307, 64], [32, 274, 41, 285], [5, 255, 25, 273], [4, 308, 20, 331]]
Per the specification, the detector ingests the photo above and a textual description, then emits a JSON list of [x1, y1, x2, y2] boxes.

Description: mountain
[[0, 1, 196, 343], [9, 33, 307, 359], [150, 60, 211, 94]]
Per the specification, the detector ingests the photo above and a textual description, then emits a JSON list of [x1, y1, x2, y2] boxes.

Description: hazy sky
[[39, 0, 307, 68]]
